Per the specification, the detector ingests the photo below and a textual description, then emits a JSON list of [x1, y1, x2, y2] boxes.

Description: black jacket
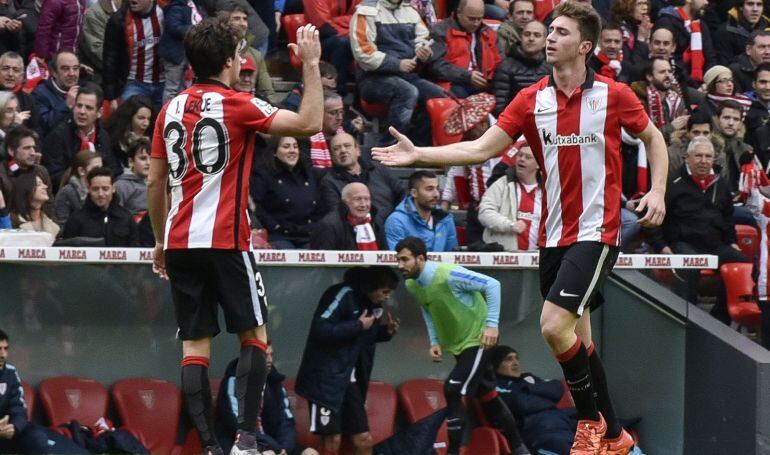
[[295, 281, 393, 412], [491, 44, 550, 116], [0, 364, 30, 434], [62, 197, 138, 246], [319, 159, 406, 227], [745, 98, 770, 148], [729, 53, 756, 94], [41, 116, 120, 189], [310, 204, 386, 250], [250, 160, 325, 245], [648, 165, 736, 252], [13, 89, 40, 133], [713, 9, 770, 66]]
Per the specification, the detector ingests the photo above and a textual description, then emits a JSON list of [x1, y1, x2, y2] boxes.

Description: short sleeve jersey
[[496, 70, 650, 248], [151, 80, 278, 250]]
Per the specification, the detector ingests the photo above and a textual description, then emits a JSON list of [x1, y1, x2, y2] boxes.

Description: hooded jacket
[[295, 281, 393, 411], [714, 7, 770, 66], [491, 43, 549, 116], [384, 196, 457, 251]]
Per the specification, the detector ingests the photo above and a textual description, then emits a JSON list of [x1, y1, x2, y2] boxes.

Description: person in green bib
[[395, 236, 531, 455]]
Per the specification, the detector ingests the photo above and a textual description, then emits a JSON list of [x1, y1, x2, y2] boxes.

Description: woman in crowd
[[250, 136, 325, 249], [54, 150, 103, 227], [10, 167, 59, 240], [697, 65, 753, 117], [0, 92, 30, 161], [610, 0, 653, 64], [103, 96, 153, 168]]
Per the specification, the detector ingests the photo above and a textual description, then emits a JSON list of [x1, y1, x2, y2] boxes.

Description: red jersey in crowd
[[496, 70, 651, 248], [151, 80, 278, 250]]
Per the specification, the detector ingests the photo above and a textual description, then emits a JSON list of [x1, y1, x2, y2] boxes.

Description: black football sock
[[588, 342, 621, 438], [236, 338, 268, 434], [181, 356, 218, 448], [556, 338, 599, 421]]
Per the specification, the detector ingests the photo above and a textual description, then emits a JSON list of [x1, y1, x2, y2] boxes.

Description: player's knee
[[351, 432, 373, 450], [540, 316, 569, 347]]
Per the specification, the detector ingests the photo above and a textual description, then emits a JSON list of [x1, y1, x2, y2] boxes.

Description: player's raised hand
[[480, 327, 498, 348], [636, 187, 666, 227], [371, 127, 418, 167], [429, 344, 443, 362], [289, 24, 321, 65]]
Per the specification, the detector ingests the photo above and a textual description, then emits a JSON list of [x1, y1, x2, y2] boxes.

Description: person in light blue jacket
[[385, 170, 457, 252]]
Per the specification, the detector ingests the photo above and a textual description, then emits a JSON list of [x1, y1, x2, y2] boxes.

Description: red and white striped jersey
[[126, 6, 164, 84], [151, 81, 278, 251], [496, 70, 650, 248], [747, 188, 770, 300], [516, 181, 542, 251]]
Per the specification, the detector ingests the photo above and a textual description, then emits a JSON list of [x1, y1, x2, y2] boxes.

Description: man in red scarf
[[588, 23, 635, 83], [631, 57, 687, 144], [311, 182, 387, 250], [655, 0, 716, 84], [0, 52, 38, 131]]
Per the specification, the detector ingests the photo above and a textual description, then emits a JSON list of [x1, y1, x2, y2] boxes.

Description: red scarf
[[645, 85, 682, 128], [309, 132, 332, 168], [689, 171, 716, 192], [622, 24, 635, 51], [346, 213, 378, 250], [593, 48, 623, 79], [707, 93, 752, 116], [516, 182, 537, 250], [78, 125, 97, 152], [676, 7, 704, 83]]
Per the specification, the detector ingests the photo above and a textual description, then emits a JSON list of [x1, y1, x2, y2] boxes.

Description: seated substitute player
[[295, 266, 400, 455], [374, 3, 668, 454], [147, 17, 325, 455], [396, 236, 530, 455]]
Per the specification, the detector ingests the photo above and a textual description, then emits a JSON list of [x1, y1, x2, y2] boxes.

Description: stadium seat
[[426, 98, 463, 146], [456, 226, 467, 246], [282, 14, 307, 70], [360, 97, 389, 132], [735, 224, 760, 261], [363, 381, 398, 444], [461, 426, 501, 455], [398, 379, 448, 454], [282, 378, 321, 450], [111, 378, 183, 455], [555, 379, 575, 410], [721, 263, 762, 329], [38, 376, 109, 428], [435, 0, 448, 19], [21, 381, 35, 421]]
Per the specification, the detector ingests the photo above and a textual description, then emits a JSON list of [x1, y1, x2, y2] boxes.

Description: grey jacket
[[54, 176, 87, 227], [115, 171, 147, 214]]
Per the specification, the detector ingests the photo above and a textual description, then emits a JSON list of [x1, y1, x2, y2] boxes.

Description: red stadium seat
[[435, 0, 448, 19], [721, 263, 762, 329], [363, 381, 397, 444], [38, 376, 109, 427], [111, 378, 183, 455], [461, 426, 501, 455], [21, 381, 35, 421], [555, 379, 575, 410], [456, 226, 467, 246], [282, 14, 307, 70], [426, 98, 462, 146], [398, 379, 448, 454], [736, 224, 760, 261], [282, 378, 321, 450]]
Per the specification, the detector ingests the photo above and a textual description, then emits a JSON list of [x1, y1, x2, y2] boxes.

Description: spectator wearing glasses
[[695, 65, 752, 117], [0, 52, 39, 131]]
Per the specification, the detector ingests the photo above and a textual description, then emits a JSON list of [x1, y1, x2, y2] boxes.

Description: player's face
[[411, 177, 440, 211], [749, 36, 770, 65], [650, 29, 675, 59], [520, 22, 546, 56], [330, 133, 360, 170], [130, 149, 151, 179], [396, 249, 424, 279], [496, 352, 521, 378], [367, 287, 393, 305], [546, 16, 590, 65], [743, 0, 763, 25], [32, 176, 49, 204], [89, 175, 115, 210], [755, 70, 770, 103], [0, 339, 7, 369], [274, 137, 299, 169], [11, 137, 40, 167], [74, 93, 100, 130], [323, 98, 344, 134], [648, 60, 673, 91], [0, 56, 23, 89], [717, 108, 742, 138], [131, 107, 152, 135], [686, 145, 715, 179], [511, 1, 534, 29], [599, 29, 622, 59]]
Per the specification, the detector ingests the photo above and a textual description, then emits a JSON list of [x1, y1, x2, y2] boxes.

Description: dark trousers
[[321, 35, 353, 95], [0, 424, 50, 454]]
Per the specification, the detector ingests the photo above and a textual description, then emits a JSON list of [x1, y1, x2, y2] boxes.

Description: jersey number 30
[[164, 118, 230, 181]]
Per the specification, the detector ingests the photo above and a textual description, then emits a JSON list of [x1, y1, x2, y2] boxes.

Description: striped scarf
[[676, 7, 704, 83], [646, 85, 682, 128], [707, 93, 753, 115], [347, 213, 378, 250], [309, 132, 332, 168], [594, 48, 623, 79]]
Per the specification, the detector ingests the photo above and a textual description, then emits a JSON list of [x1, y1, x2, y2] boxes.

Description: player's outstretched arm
[[371, 125, 513, 168], [633, 121, 667, 228], [147, 157, 169, 279], [268, 24, 323, 137]]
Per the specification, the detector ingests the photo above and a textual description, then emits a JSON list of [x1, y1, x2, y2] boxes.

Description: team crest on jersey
[[250, 98, 278, 117], [0, 383, 5, 395], [320, 407, 331, 426], [586, 97, 604, 114]]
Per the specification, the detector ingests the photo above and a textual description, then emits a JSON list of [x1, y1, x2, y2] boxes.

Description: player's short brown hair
[[184, 17, 240, 80], [553, 1, 602, 54]]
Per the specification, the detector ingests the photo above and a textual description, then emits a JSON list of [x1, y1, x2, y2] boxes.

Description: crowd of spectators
[[1, 0, 770, 311]]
